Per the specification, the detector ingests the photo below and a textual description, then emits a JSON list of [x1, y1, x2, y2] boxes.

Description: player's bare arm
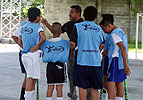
[[117, 41, 131, 76], [30, 32, 46, 52]]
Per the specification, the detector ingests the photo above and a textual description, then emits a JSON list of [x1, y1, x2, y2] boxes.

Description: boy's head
[[83, 6, 97, 21], [52, 22, 62, 36], [99, 14, 114, 34], [69, 5, 82, 21], [28, 7, 41, 22]]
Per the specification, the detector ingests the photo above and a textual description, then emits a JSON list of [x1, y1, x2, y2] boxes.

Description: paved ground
[[0, 44, 143, 100]]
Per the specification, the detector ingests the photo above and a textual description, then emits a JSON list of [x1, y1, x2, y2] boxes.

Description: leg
[[116, 82, 124, 97], [19, 51, 27, 100], [56, 85, 63, 97], [86, 88, 91, 100], [47, 85, 54, 97], [90, 88, 98, 100], [67, 57, 77, 99], [25, 78, 37, 100], [26, 78, 35, 91], [103, 75, 108, 90], [107, 82, 116, 100], [20, 77, 27, 100], [79, 88, 87, 100]]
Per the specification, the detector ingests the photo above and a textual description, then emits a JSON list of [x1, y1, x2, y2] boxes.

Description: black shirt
[[62, 18, 83, 40], [70, 26, 78, 44]]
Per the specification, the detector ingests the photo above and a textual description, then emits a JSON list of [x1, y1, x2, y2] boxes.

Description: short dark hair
[[83, 6, 97, 21], [71, 5, 82, 16], [53, 22, 61, 26], [99, 14, 114, 26], [52, 22, 62, 35], [28, 7, 41, 21]]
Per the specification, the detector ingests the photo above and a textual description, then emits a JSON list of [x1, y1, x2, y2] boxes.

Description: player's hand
[[30, 45, 40, 52], [41, 18, 48, 26], [124, 65, 131, 76], [102, 50, 108, 56]]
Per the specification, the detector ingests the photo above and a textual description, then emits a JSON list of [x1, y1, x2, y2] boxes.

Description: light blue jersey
[[21, 22, 43, 53], [20, 21, 28, 27], [108, 27, 128, 70], [104, 34, 110, 51], [75, 21, 104, 66], [42, 39, 70, 63]]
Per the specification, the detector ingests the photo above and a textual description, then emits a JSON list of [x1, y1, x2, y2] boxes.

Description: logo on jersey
[[46, 46, 64, 53], [21, 27, 33, 34], [82, 24, 100, 32]]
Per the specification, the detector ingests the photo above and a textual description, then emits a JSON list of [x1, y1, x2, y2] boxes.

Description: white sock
[[57, 97, 63, 100], [116, 97, 123, 100], [25, 91, 33, 100], [47, 97, 52, 100], [103, 93, 108, 100], [32, 90, 36, 100]]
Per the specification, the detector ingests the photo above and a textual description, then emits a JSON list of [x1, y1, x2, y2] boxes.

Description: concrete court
[[0, 44, 143, 100]]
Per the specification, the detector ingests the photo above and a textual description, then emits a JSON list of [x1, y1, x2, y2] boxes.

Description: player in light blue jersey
[[12, 20, 28, 100], [18, 7, 46, 100], [100, 14, 131, 100], [41, 22, 70, 100], [70, 6, 104, 100]]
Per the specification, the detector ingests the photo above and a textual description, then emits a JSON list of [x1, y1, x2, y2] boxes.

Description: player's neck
[[53, 35, 60, 38], [29, 20, 38, 23], [111, 25, 118, 32]]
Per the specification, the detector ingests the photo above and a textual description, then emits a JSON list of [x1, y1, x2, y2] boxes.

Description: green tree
[[21, 0, 45, 18], [130, 0, 143, 14]]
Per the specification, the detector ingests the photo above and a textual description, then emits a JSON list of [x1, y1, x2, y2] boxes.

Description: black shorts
[[46, 62, 67, 84], [19, 51, 26, 73]]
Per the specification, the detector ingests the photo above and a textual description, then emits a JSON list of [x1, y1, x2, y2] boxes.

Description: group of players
[[12, 4, 131, 100]]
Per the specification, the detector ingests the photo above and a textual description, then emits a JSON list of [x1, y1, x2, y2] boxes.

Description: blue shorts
[[73, 65, 103, 89], [19, 51, 26, 73], [103, 56, 109, 75], [107, 57, 126, 82]]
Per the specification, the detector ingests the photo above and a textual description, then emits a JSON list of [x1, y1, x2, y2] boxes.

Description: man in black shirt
[[42, 5, 87, 100]]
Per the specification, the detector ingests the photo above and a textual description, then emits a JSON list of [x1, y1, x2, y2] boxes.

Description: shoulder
[[20, 21, 28, 26], [75, 22, 84, 27], [112, 27, 126, 37], [61, 39, 69, 43], [63, 21, 73, 26]]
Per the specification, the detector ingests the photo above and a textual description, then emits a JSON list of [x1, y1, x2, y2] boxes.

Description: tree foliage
[[130, 0, 143, 14], [21, 0, 45, 18]]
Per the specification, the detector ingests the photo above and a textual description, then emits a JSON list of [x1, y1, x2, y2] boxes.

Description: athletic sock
[[103, 93, 108, 100], [32, 90, 36, 100], [20, 87, 25, 100], [47, 97, 52, 100], [57, 97, 63, 100], [116, 97, 123, 100], [25, 91, 33, 100]]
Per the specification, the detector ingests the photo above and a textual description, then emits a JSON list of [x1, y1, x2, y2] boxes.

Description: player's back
[[21, 22, 41, 53]]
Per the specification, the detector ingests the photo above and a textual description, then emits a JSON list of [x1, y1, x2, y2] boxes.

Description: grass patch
[[128, 41, 142, 53]]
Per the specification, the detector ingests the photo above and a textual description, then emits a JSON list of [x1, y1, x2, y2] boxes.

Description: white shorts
[[22, 50, 42, 79]]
